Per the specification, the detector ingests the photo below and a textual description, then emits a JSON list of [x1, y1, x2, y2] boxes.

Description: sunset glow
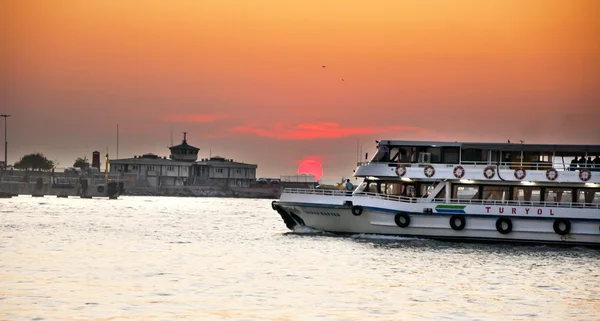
[[2, 0, 599, 182]]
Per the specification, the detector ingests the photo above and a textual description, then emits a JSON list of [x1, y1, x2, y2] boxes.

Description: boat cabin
[[354, 140, 600, 207], [369, 140, 600, 171]]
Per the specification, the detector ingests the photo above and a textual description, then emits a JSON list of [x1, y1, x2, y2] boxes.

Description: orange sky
[[2, 0, 599, 182]]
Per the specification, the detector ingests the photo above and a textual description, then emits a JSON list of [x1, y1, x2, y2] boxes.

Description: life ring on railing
[[453, 165, 465, 179], [514, 168, 527, 180], [449, 215, 466, 231], [97, 185, 105, 193], [495, 217, 512, 234], [483, 166, 495, 179], [579, 169, 591, 182], [545, 168, 558, 181], [395, 165, 407, 177], [424, 165, 435, 178], [394, 212, 410, 228], [351, 206, 363, 216], [553, 219, 571, 236]]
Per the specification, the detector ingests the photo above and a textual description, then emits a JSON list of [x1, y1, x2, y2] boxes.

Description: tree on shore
[[73, 156, 90, 169], [13, 153, 55, 171]]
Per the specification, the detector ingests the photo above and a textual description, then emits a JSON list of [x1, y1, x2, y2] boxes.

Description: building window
[[167, 166, 174, 171], [132, 165, 138, 170], [148, 166, 154, 171], [236, 169, 241, 174], [216, 168, 224, 173]]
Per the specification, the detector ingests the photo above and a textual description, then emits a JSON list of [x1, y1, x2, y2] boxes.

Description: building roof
[[169, 132, 199, 152], [110, 156, 192, 166], [195, 156, 258, 168], [380, 140, 600, 154]]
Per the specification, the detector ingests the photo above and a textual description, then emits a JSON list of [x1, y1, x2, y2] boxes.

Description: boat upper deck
[[354, 140, 600, 184]]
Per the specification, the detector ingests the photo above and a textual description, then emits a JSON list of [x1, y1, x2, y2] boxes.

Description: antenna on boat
[[356, 139, 359, 164], [116, 124, 119, 160], [170, 127, 173, 146]]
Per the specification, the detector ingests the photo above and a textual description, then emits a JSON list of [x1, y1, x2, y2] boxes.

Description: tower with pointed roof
[[169, 132, 200, 162]]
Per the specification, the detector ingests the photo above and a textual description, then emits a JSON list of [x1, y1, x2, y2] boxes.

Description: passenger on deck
[[593, 155, 600, 171], [344, 179, 354, 195], [588, 157, 594, 168], [570, 157, 579, 171], [578, 156, 588, 168]]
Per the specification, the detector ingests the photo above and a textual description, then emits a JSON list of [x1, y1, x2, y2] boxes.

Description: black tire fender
[[394, 213, 410, 228], [351, 206, 363, 216], [449, 215, 466, 231], [495, 217, 513, 234], [553, 219, 571, 236]]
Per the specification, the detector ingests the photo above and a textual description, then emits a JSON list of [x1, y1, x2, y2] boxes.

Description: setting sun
[[298, 159, 323, 181]]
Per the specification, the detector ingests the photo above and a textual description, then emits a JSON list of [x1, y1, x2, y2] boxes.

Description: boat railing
[[356, 161, 598, 172], [282, 188, 600, 209]]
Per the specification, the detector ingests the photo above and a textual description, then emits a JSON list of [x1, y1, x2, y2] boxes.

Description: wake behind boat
[[272, 140, 600, 247]]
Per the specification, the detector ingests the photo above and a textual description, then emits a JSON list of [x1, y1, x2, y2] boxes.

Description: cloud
[[232, 122, 435, 140], [164, 113, 226, 123]]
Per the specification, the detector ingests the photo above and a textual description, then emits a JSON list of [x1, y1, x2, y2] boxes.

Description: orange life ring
[[453, 165, 465, 179], [424, 165, 435, 178], [546, 168, 558, 181], [395, 165, 407, 177], [514, 168, 527, 180], [483, 166, 495, 179], [579, 169, 592, 182]]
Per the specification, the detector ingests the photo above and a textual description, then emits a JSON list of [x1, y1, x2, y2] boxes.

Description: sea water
[[1, 196, 599, 320]]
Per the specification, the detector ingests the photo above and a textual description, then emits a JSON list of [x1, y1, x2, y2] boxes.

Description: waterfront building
[[192, 156, 257, 188], [110, 133, 258, 188]]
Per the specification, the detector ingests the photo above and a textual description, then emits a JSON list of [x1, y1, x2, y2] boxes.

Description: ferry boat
[[272, 141, 600, 247]]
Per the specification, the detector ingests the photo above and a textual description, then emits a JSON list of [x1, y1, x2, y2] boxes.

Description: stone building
[[110, 133, 258, 188]]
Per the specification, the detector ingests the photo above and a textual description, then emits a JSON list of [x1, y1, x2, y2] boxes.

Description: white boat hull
[[273, 196, 600, 247]]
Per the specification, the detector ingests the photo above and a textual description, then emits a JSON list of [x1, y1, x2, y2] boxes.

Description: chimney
[[92, 151, 100, 169]]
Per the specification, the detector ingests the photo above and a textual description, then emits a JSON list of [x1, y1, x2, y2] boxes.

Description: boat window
[[442, 147, 460, 164], [355, 181, 368, 193], [372, 145, 390, 162], [513, 187, 541, 202], [378, 182, 402, 195], [366, 181, 378, 193], [419, 183, 436, 197], [545, 188, 573, 204], [453, 185, 479, 200], [398, 147, 411, 163], [426, 147, 442, 163], [461, 148, 487, 163], [576, 189, 599, 204], [482, 186, 509, 201], [435, 186, 446, 199]]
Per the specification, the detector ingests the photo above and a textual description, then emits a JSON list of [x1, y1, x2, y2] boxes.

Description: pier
[[0, 170, 122, 199]]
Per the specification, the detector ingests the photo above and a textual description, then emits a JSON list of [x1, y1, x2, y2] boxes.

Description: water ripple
[[0, 196, 599, 320]]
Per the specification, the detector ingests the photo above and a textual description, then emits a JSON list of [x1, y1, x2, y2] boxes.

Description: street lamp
[[0, 114, 10, 170]]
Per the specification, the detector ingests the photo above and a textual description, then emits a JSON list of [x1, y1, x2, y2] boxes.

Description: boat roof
[[379, 140, 600, 154]]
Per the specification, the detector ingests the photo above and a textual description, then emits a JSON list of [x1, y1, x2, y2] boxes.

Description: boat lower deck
[[273, 201, 600, 247]]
